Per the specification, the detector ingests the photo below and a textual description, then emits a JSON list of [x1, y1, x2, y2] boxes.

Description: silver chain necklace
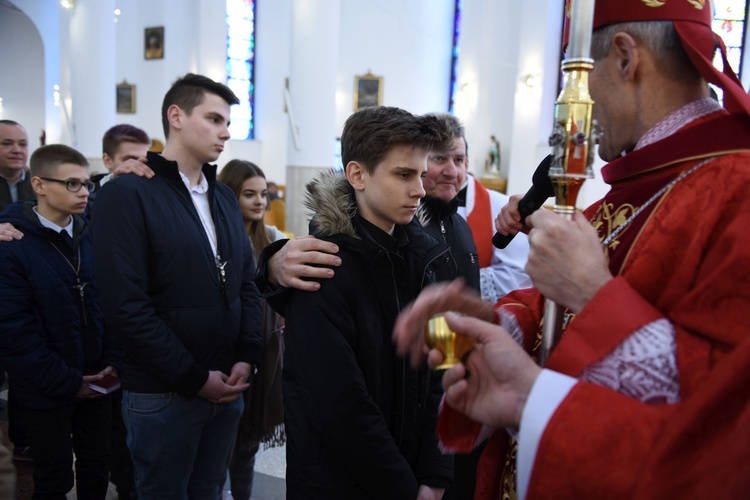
[[600, 158, 712, 248]]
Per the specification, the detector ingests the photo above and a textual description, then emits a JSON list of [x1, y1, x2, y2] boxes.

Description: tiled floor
[[246, 444, 286, 499], [17, 439, 287, 499]]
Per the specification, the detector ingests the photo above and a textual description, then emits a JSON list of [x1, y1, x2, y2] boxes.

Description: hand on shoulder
[[268, 235, 342, 291], [0, 223, 23, 242], [110, 158, 155, 180]]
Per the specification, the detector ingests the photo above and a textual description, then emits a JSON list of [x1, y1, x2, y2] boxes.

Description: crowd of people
[[0, 0, 749, 498], [0, 75, 286, 498]]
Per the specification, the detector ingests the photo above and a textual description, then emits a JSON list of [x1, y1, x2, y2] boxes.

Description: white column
[[285, 0, 341, 235], [68, 0, 116, 157]]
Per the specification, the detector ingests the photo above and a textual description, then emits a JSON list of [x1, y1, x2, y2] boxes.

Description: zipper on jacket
[[438, 218, 461, 276], [385, 251, 408, 448], [421, 245, 451, 290], [419, 246, 451, 411]]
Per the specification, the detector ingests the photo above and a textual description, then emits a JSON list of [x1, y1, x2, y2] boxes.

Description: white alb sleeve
[[516, 369, 577, 500]]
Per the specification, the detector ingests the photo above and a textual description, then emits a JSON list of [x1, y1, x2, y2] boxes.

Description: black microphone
[[492, 154, 554, 249]]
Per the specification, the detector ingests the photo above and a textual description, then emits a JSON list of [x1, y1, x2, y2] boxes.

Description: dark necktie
[[60, 229, 74, 248]]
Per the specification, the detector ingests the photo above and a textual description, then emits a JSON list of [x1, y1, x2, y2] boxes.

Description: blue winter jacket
[[0, 201, 114, 410]]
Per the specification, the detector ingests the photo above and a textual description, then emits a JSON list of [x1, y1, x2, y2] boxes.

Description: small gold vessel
[[424, 314, 475, 370]]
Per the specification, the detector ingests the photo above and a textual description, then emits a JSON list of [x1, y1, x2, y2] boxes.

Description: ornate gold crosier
[[540, 0, 598, 366]]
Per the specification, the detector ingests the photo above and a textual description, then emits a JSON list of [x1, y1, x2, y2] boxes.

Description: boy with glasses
[[0, 144, 115, 499]]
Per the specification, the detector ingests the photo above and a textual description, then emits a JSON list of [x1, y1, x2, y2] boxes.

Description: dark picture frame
[[144, 26, 164, 60], [353, 72, 383, 111], [116, 81, 136, 114]]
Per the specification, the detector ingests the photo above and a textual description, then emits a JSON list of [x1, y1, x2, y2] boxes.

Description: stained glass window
[[226, 0, 256, 140], [448, 0, 463, 114], [713, 0, 748, 75], [712, 0, 749, 101]]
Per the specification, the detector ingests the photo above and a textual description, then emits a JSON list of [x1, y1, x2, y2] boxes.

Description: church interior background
[[1, 0, 749, 235]]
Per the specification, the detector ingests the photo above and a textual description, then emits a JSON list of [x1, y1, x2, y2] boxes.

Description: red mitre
[[591, 0, 711, 28], [563, 0, 750, 116]]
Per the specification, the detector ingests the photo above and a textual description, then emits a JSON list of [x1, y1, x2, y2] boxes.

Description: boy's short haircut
[[161, 73, 240, 138], [30, 144, 89, 178], [0, 119, 22, 127], [102, 124, 150, 157], [341, 106, 454, 174]]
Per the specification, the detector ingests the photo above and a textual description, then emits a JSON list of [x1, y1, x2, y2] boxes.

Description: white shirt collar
[[178, 170, 209, 194], [33, 206, 73, 237]]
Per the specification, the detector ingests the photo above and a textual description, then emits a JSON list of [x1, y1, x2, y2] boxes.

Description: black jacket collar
[[146, 151, 218, 187], [422, 195, 459, 221]]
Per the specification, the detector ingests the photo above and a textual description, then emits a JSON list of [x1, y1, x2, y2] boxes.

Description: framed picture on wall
[[144, 26, 164, 60], [116, 81, 136, 114], [353, 72, 383, 111]]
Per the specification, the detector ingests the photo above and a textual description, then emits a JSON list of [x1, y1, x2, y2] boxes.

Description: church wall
[[4, 0, 746, 214], [0, 1, 52, 151], [336, 0, 455, 129], [285, 0, 455, 235]]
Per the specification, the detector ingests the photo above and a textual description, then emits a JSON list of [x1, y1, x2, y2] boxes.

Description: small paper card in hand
[[89, 374, 121, 394]]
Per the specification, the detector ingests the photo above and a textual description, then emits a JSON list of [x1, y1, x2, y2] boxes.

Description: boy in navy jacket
[[0, 144, 115, 499]]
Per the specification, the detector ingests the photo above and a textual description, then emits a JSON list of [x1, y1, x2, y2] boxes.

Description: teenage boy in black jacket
[[282, 107, 453, 499], [92, 74, 262, 498]]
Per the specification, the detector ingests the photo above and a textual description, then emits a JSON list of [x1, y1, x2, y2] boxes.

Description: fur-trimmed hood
[[304, 170, 429, 238]]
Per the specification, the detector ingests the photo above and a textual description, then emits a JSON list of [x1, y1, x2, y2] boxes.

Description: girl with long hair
[[218, 159, 285, 500]]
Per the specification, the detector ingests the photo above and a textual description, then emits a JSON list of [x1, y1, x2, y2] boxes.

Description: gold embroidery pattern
[[500, 437, 518, 500], [640, 0, 706, 8], [591, 201, 637, 256]]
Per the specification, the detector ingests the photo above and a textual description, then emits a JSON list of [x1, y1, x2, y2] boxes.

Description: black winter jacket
[[282, 172, 453, 499], [92, 152, 262, 397], [421, 195, 481, 292], [0, 202, 114, 409]]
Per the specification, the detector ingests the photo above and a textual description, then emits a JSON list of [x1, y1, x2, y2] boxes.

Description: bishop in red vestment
[[394, 1, 750, 498]]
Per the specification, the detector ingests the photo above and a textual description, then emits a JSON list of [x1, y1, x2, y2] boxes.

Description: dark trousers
[[20, 396, 112, 500], [228, 435, 260, 500], [443, 440, 488, 500], [7, 382, 29, 448], [110, 390, 137, 499]]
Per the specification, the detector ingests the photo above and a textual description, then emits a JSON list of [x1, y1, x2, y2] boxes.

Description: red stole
[[466, 179, 493, 268]]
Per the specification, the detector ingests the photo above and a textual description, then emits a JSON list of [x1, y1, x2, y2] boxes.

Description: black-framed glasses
[[39, 177, 96, 193]]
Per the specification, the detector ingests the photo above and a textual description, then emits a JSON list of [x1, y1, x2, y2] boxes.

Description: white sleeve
[[517, 369, 577, 500], [483, 191, 533, 301], [265, 225, 287, 242]]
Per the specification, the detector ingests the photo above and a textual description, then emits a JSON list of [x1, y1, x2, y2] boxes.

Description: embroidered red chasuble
[[436, 111, 750, 499]]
